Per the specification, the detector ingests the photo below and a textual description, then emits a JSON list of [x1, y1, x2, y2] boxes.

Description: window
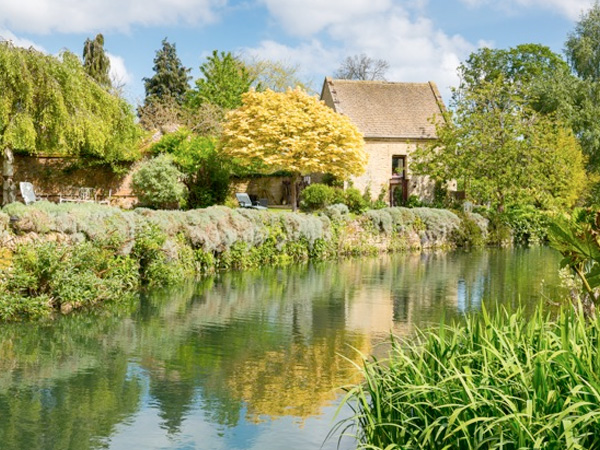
[[392, 156, 405, 178]]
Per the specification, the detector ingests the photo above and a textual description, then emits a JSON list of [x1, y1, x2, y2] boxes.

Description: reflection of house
[[320, 77, 446, 205]]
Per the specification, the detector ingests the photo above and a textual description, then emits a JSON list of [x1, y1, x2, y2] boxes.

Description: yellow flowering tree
[[221, 88, 367, 210]]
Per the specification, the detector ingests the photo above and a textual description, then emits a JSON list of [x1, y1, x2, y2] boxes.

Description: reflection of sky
[[457, 275, 485, 313], [106, 367, 356, 450]]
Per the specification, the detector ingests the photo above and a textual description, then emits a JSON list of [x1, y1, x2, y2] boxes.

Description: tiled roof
[[321, 78, 445, 139]]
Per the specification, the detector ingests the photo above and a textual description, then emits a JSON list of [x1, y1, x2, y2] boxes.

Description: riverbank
[[339, 305, 600, 449], [0, 202, 487, 321]]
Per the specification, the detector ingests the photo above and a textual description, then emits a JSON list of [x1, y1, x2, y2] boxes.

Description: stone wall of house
[[351, 138, 436, 203], [12, 156, 139, 208]]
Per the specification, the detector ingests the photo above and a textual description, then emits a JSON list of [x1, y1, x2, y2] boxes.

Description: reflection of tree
[[0, 351, 141, 450], [228, 333, 367, 421], [0, 248, 564, 447], [134, 265, 370, 426]]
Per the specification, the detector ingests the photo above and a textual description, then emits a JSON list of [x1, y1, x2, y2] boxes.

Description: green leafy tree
[[566, 2, 600, 81], [454, 44, 573, 112], [564, 2, 600, 175], [143, 38, 191, 106], [187, 50, 254, 110], [83, 33, 111, 87], [412, 79, 588, 212], [151, 129, 230, 208], [0, 42, 140, 204]]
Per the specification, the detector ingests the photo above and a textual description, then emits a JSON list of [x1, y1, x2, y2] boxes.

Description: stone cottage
[[320, 77, 447, 205]]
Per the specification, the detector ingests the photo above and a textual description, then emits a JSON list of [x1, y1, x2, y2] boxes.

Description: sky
[[0, 0, 595, 106]]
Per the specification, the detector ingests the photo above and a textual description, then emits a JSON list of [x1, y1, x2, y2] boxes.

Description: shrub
[[151, 130, 231, 208], [406, 194, 425, 208], [341, 187, 370, 214], [0, 241, 139, 320], [504, 205, 550, 245], [131, 154, 187, 209], [339, 305, 600, 449], [300, 184, 336, 211], [322, 203, 349, 221], [451, 212, 485, 247]]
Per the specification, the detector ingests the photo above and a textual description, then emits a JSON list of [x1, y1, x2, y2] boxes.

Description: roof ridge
[[329, 78, 431, 86]]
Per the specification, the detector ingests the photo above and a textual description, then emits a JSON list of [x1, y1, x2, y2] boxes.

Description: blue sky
[[0, 0, 594, 105]]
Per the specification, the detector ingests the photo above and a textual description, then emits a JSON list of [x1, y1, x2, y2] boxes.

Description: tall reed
[[338, 306, 600, 449]]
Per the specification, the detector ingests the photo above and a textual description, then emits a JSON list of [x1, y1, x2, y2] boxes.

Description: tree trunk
[[2, 148, 15, 206], [290, 173, 300, 212]]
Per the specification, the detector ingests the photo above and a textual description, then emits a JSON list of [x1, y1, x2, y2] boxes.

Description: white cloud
[[0, 0, 227, 34], [0, 28, 46, 51], [460, 0, 593, 20], [107, 53, 133, 87], [249, 3, 477, 103], [259, 0, 393, 36]]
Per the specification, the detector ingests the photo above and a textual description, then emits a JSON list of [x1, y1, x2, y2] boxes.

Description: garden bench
[[236, 193, 267, 210], [60, 187, 111, 204]]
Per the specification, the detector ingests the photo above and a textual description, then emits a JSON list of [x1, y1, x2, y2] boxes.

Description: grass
[[335, 305, 600, 449]]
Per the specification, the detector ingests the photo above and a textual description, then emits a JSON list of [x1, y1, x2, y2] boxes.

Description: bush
[[341, 187, 370, 214], [151, 130, 231, 208], [451, 212, 485, 247], [300, 184, 336, 211], [0, 241, 139, 320], [340, 306, 600, 449], [504, 205, 550, 245], [406, 194, 425, 208], [131, 154, 187, 209]]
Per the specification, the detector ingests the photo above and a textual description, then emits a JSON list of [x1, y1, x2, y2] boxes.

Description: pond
[[0, 247, 565, 450]]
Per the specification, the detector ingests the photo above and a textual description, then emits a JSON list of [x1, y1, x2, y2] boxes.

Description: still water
[[0, 247, 565, 450]]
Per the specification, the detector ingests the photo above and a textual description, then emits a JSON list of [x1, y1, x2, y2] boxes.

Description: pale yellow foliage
[[222, 88, 367, 177]]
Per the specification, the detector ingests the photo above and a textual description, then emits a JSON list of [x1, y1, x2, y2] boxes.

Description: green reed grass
[[336, 305, 600, 449]]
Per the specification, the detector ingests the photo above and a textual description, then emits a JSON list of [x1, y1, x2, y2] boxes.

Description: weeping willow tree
[[0, 42, 141, 204]]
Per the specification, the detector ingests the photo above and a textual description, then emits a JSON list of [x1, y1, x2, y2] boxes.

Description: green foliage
[[458, 44, 571, 102], [300, 184, 337, 211], [566, 3, 600, 81], [504, 205, 551, 245], [131, 154, 188, 209], [143, 38, 191, 106], [485, 211, 514, 247], [563, 4, 600, 179], [0, 42, 140, 165], [412, 78, 588, 212], [451, 212, 485, 248], [300, 184, 369, 214], [188, 50, 254, 110], [340, 305, 600, 449], [0, 241, 139, 321], [405, 194, 424, 208], [340, 187, 369, 214], [83, 33, 111, 87], [549, 208, 600, 313], [132, 224, 193, 286], [150, 129, 230, 208]]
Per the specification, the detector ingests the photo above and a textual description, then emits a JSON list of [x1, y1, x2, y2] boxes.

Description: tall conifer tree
[[83, 33, 111, 87], [143, 38, 191, 105]]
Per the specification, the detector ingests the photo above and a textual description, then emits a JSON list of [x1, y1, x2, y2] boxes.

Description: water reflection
[[0, 247, 564, 449]]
